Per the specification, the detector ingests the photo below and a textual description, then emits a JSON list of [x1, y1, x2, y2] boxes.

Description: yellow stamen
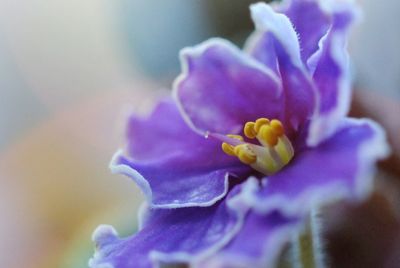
[[234, 144, 257, 165], [221, 118, 294, 175], [275, 136, 294, 164], [254, 118, 270, 132], [275, 138, 290, 164], [244, 122, 257, 139], [222, 134, 244, 156], [259, 124, 279, 147], [270, 119, 284, 136], [222, 143, 236, 156], [227, 134, 244, 141]]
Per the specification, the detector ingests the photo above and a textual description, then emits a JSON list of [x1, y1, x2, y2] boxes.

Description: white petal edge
[[249, 2, 302, 68], [109, 149, 231, 209], [307, 32, 351, 146], [137, 202, 150, 230], [89, 225, 119, 268], [306, 0, 361, 146]]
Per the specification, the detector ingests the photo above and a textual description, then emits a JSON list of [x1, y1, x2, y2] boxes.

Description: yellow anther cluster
[[245, 118, 284, 147], [221, 118, 294, 175], [254, 118, 270, 132]]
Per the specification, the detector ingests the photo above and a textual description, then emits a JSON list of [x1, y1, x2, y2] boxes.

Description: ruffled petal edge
[[89, 178, 260, 268]]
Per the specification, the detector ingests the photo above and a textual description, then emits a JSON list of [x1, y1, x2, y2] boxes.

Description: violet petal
[[307, 1, 360, 145], [201, 211, 300, 268], [89, 179, 258, 268], [248, 3, 317, 134], [174, 38, 283, 135], [115, 98, 249, 208]]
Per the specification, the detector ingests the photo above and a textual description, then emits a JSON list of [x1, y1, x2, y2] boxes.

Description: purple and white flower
[[90, 1, 389, 267]]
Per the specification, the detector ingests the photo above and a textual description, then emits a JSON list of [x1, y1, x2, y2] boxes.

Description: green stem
[[293, 207, 325, 268]]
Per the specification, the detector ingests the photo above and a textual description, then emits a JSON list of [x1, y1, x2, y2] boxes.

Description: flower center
[[221, 118, 294, 175]]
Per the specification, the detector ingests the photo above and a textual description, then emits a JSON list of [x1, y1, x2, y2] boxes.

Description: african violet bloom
[[90, 1, 389, 267]]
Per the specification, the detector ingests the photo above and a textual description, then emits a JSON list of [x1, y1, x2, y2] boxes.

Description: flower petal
[[201, 211, 299, 268], [250, 118, 390, 216], [173, 38, 283, 135], [112, 153, 248, 209], [247, 3, 317, 134], [89, 179, 258, 268], [244, 31, 278, 74], [115, 98, 250, 208], [248, 2, 302, 68], [307, 1, 360, 145], [280, 0, 331, 64], [126, 97, 206, 161]]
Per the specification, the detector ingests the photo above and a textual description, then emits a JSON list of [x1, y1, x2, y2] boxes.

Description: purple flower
[[90, 1, 389, 267]]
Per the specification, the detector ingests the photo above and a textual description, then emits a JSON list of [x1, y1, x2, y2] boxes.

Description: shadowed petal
[[89, 179, 258, 268], [307, 1, 360, 145], [174, 38, 283, 135], [248, 3, 317, 134], [245, 31, 279, 74], [200, 211, 299, 268], [281, 0, 331, 64], [251, 118, 390, 216], [115, 98, 250, 208]]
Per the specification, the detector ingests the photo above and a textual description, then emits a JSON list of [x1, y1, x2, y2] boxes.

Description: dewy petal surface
[[201, 211, 299, 268], [251, 118, 390, 216], [174, 38, 283, 135], [307, 1, 360, 145], [89, 180, 257, 268], [114, 98, 249, 208], [248, 3, 316, 134]]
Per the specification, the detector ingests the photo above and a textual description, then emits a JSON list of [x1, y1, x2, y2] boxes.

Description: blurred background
[[0, 0, 399, 267]]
